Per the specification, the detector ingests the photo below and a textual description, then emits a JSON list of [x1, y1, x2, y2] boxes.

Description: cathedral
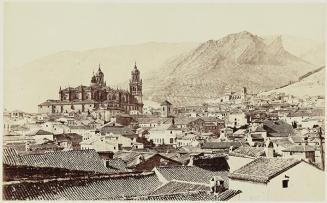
[[38, 63, 143, 116]]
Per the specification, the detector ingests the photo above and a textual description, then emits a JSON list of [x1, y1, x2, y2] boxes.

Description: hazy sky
[[5, 2, 326, 69]]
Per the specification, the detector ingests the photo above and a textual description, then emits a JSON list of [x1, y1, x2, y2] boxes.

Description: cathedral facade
[[38, 64, 143, 115]]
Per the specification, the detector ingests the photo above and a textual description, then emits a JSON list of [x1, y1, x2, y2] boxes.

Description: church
[[38, 63, 144, 116]]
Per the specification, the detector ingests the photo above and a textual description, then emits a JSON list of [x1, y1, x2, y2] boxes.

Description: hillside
[[145, 31, 316, 106], [263, 35, 325, 66], [263, 67, 325, 97]]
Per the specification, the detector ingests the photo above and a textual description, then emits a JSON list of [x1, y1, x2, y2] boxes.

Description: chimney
[[209, 176, 225, 195], [188, 155, 194, 166], [229, 146, 233, 153], [136, 154, 144, 165]]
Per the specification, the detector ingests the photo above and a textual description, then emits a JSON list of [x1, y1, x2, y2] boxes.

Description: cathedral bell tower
[[129, 62, 143, 103]]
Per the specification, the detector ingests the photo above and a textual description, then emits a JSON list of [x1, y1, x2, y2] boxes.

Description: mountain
[[145, 31, 317, 106], [263, 35, 325, 66], [4, 42, 198, 112], [262, 66, 325, 97]]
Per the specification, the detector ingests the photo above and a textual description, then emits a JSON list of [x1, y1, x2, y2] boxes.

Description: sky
[[4, 2, 326, 69]]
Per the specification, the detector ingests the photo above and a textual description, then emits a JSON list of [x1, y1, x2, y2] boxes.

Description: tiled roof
[[269, 138, 293, 149], [3, 148, 25, 166], [290, 136, 306, 143], [35, 129, 53, 135], [173, 117, 198, 125], [114, 151, 156, 167], [3, 148, 115, 174], [201, 142, 242, 149], [136, 117, 171, 124], [134, 190, 241, 201], [251, 133, 264, 140], [255, 126, 266, 132], [106, 159, 129, 172], [282, 145, 315, 152], [263, 120, 294, 137], [22, 150, 111, 174], [150, 180, 210, 195], [229, 157, 301, 183], [100, 126, 135, 135], [161, 100, 172, 106], [3, 172, 162, 200], [201, 117, 224, 123], [231, 147, 265, 158], [155, 166, 229, 187]]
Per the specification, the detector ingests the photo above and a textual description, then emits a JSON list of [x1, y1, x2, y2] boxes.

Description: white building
[[147, 124, 181, 146], [229, 157, 325, 201]]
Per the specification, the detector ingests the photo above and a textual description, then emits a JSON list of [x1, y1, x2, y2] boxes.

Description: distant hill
[[263, 35, 325, 66], [145, 31, 317, 106], [262, 66, 325, 97]]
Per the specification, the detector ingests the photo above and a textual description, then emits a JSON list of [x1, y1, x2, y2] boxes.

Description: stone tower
[[129, 62, 143, 103]]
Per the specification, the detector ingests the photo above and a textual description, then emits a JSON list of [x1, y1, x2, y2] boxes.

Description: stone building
[[38, 64, 143, 115]]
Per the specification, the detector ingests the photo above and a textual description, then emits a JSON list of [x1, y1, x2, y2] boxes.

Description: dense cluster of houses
[[2, 92, 325, 201]]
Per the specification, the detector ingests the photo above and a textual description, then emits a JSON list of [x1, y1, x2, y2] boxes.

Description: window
[[170, 138, 174, 144], [282, 179, 289, 188]]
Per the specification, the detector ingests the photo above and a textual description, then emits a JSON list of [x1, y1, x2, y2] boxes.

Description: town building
[[38, 64, 144, 116], [229, 157, 325, 201]]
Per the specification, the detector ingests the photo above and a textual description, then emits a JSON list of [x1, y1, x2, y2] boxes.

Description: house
[[153, 165, 229, 188], [80, 135, 119, 152], [226, 111, 247, 128], [201, 117, 225, 134], [114, 151, 182, 171], [160, 100, 172, 118], [269, 137, 294, 155], [229, 157, 325, 201], [201, 141, 242, 153], [28, 129, 54, 143], [231, 129, 247, 140], [263, 120, 294, 138], [134, 181, 241, 201], [136, 116, 171, 128], [282, 145, 316, 162], [219, 127, 234, 141], [173, 117, 198, 129], [27, 139, 64, 153], [41, 121, 71, 134], [176, 132, 201, 147], [228, 146, 266, 172], [54, 133, 83, 150], [147, 124, 182, 146]]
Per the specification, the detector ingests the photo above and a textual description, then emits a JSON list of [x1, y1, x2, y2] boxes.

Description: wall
[[266, 162, 324, 201], [227, 156, 254, 172]]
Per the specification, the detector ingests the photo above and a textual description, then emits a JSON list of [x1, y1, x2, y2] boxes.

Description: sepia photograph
[[1, 0, 326, 201]]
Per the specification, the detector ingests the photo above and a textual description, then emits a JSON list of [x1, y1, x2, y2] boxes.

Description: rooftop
[[282, 145, 315, 152], [3, 172, 161, 200], [155, 165, 229, 187], [229, 157, 301, 183], [134, 189, 241, 201], [201, 141, 242, 150]]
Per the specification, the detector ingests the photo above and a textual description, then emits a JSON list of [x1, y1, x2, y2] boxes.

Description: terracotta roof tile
[[155, 165, 229, 187], [3, 172, 161, 200], [134, 189, 241, 201], [229, 157, 301, 183]]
